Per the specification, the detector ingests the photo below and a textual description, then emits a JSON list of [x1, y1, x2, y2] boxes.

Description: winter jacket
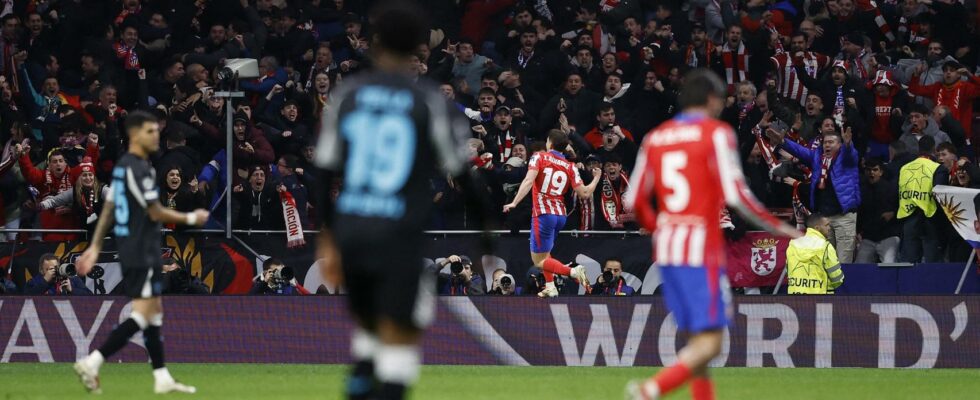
[[19, 143, 99, 241], [899, 117, 952, 154], [908, 74, 980, 139], [25, 275, 92, 295], [780, 139, 861, 213]]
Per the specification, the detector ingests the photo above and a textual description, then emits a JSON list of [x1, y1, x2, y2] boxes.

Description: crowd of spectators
[[0, 0, 975, 270]]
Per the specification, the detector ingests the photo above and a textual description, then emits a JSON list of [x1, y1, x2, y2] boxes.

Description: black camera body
[[268, 266, 295, 289], [450, 261, 464, 275]]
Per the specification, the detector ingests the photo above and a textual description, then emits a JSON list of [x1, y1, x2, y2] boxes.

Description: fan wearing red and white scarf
[[720, 32, 748, 95], [598, 170, 631, 228]]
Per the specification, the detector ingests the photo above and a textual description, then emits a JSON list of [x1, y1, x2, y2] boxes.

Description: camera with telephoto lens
[[450, 261, 464, 275], [268, 266, 294, 288], [602, 270, 615, 285], [499, 274, 514, 289], [56, 263, 77, 278]]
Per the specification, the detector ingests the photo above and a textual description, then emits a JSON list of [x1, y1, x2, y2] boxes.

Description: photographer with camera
[[249, 258, 309, 295], [589, 258, 635, 296], [161, 258, 210, 295], [25, 253, 92, 295], [487, 268, 520, 295], [437, 255, 485, 295]]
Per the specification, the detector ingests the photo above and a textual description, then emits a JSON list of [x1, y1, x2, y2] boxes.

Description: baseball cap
[[494, 105, 511, 115]]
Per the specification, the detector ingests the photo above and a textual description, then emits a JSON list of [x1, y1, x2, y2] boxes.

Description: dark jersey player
[[73, 111, 210, 394], [314, 3, 476, 400]]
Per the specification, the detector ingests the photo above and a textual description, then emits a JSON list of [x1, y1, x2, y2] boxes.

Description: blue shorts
[[530, 214, 566, 253], [660, 266, 732, 333]]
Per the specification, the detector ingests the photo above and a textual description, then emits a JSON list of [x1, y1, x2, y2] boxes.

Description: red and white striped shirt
[[528, 150, 583, 217], [626, 114, 796, 270], [771, 52, 830, 105]]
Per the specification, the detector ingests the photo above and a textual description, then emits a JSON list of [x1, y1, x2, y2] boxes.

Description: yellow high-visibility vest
[[898, 157, 939, 219], [787, 228, 844, 294]]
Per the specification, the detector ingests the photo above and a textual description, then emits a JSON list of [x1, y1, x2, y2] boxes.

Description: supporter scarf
[[685, 42, 713, 67], [113, 41, 140, 70], [579, 194, 595, 230], [752, 124, 781, 172], [818, 154, 834, 189], [861, 0, 896, 43], [936, 86, 962, 112], [599, 172, 630, 228], [852, 50, 869, 81], [280, 189, 306, 249], [791, 181, 810, 230], [833, 85, 846, 119], [517, 49, 534, 69], [721, 41, 747, 94], [496, 130, 514, 164], [43, 170, 71, 199], [79, 187, 96, 218]]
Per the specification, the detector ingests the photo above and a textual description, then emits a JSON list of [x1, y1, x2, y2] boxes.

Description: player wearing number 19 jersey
[[624, 70, 800, 400], [503, 130, 601, 297]]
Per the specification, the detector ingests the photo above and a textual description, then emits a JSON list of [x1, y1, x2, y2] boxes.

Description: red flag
[[726, 232, 791, 287]]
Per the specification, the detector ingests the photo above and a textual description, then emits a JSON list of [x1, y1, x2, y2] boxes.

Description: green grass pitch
[[2, 363, 979, 399]]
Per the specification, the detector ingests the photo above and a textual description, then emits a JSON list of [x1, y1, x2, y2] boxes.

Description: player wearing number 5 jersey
[[503, 130, 602, 298], [624, 70, 800, 400]]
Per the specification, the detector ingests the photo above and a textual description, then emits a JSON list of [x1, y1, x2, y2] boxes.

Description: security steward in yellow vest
[[787, 214, 844, 294], [896, 135, 946, 263]]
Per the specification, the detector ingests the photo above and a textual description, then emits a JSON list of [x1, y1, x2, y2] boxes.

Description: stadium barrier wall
[[0, 296, 977, 367], [1, 233, 977, 294]]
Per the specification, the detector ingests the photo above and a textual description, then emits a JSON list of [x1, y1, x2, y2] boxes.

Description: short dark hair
[[547, 129, 570, 152], [597, 102, 615, 116], [124, 110, 158, 135], [603, 257, 623, 267], [823, 129, 843, 143], [477, 87, 496, 97], [38, 253, 57, 273], [865, 158, 885, 169], [936, 142, 958, 155], [918, 135, 937, 154], [678, 69, 726, 109], [909, 103, 930, 116], [280, 154, 299, 169], [370, 1, 429, 56], [806, 213, 826, 228], [265, 258, 284, 269]]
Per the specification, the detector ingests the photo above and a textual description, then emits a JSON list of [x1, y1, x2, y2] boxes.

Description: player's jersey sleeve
[[314, 84, 354, 171], [570, 165, 584, 189], [710, 125, 795, 237], [424, 91, 472, 177], [528, 153, 541, 170], [125, 161, 158, 209]]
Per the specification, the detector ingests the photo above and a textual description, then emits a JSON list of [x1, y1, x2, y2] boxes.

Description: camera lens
[[279, 266, 294, 281], [58, 263, 77, 277], [500, 276, 513, 287], [450, 262, 463, 275], [602, 270, 614, 283], [89, 265, 105, 279]]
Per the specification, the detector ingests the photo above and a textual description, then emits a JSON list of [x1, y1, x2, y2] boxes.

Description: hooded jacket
[[899, 117, 952, 153]]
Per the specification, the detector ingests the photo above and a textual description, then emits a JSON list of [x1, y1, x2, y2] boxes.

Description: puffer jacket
[[780, 139, 861, 213]]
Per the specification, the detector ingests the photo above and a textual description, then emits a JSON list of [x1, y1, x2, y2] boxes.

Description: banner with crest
[[933, 185, 980, 249], [725, 232, 792, 287]]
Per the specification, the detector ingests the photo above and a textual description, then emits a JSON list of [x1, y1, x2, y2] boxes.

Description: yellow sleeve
[[824, 243, 844, 289]]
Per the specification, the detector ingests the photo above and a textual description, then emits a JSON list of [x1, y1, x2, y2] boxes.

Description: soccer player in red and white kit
[[503, 130, 601, 297], [624, 70, 800, 400]]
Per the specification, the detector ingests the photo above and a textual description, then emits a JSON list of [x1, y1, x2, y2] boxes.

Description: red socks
[[651, 362, 692, 396], [541, 258, 572, 284], [690, 377, 715, 400]]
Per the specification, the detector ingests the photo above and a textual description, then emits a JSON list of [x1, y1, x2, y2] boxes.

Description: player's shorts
[[659, 266, 732, 333], [530, 214, 566, 253], [119, 264, 164, 299], [337, 233, 435, 330]]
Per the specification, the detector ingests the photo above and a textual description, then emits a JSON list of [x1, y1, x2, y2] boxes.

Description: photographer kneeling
[[161, 258, 210, 295], [487, 268, 520, 295], [249, 258, 310, 295], [437, 255, 485, 295], [589, 258, 634, 296], [25, 253, 92, 295]]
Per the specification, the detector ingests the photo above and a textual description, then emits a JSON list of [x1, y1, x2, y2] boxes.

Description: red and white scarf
[[280, 190, 306, 248], [599, 172, 631, 228], [818, 154, 835, 189], [496, 130, 515, 164], [791, 181, 810, 230], [685, 42, 714, 68], [721, 41, 747, 95], [861, 0, 896, 44], [113, 41, 140, 70]]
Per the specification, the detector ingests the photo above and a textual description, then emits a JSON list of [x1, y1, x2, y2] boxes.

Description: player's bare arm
[[146, 203, 210, 226], [503, 168, 539, 212], [574, 167, 603, 198], [75, 199, 115, 276]]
